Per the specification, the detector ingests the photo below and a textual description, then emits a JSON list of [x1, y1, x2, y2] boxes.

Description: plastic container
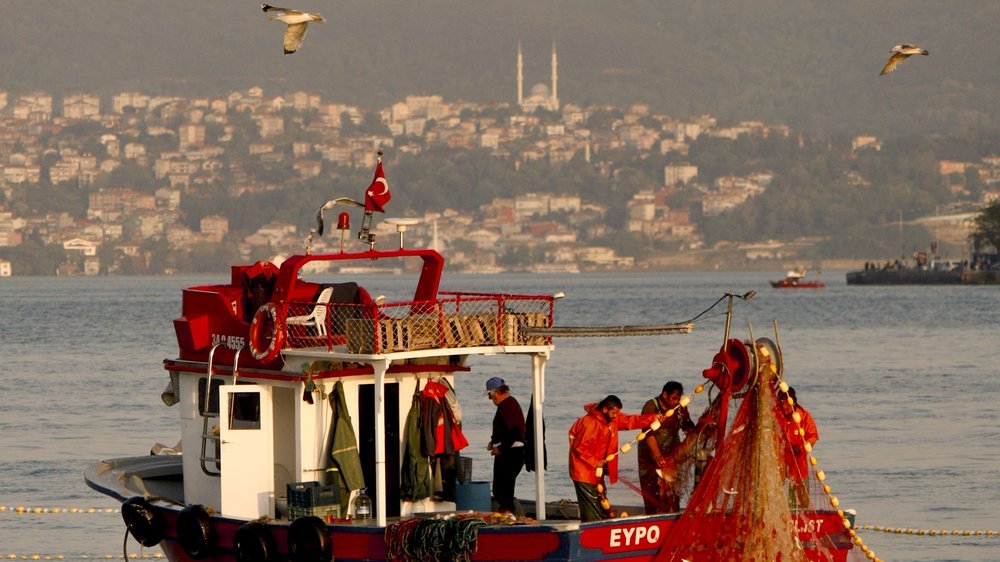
[[455, 480, 491, 512], [354, 488, 372, 520], [288, 481, 339, 507]]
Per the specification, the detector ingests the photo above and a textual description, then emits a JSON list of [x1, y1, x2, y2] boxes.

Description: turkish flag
[[364, 160, 391, 213]]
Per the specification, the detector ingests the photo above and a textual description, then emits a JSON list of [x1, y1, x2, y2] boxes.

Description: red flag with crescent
[[364, 159, 391, 213]]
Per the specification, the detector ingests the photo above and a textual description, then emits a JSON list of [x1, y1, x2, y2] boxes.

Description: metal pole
[[372, 357, 389, 528], [531, 352, 548, 521], [722, 294, 734, 352]]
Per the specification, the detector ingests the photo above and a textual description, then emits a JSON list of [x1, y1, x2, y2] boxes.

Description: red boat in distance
[[771, 268, 825, 288]]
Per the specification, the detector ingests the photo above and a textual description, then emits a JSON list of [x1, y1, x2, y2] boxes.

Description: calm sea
[[1, 271, 998, 561]]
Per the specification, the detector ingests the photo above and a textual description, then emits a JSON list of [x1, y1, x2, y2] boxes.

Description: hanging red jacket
[[420, 379, 468, 455], [568, 403, 656, 485]]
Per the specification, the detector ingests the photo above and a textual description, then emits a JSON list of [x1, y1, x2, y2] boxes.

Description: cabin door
[[359, 382, 401, 518], [219, 384, 274, 519]]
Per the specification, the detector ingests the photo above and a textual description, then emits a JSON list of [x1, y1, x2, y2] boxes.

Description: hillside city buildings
[[1, 74, 998, 275]]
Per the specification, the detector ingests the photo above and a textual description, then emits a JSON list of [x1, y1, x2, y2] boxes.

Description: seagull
[[261, 3, 325, 55], [879, 43, 929, 76]]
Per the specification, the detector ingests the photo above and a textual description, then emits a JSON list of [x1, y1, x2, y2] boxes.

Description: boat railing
[[284, 292, 553, 353]]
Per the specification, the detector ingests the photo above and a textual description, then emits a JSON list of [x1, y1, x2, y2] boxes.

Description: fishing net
[[654, 369, 845, 562]]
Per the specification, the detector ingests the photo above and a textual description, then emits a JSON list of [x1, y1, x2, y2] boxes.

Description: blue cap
[[484, 376, 505, 395]]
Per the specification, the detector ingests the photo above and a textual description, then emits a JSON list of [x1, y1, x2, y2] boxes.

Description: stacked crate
[[287, 481, 340, 520]]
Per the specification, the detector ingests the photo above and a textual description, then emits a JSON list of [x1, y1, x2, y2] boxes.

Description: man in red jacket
[[776, 386, 819, 508], [568, 395, 663, 522]]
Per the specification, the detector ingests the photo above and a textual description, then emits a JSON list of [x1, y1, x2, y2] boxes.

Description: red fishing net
[[654, 364, 851, 562]]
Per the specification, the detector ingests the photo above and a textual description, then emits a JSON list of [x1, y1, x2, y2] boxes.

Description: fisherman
[[776, 386, 819, 508], [637, 381, 695, 513], [485, 376, 526, 514], [568, 395, 667, 522]]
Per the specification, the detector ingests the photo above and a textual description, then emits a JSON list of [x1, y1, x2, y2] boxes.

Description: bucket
[[455, 480, 492, 512]]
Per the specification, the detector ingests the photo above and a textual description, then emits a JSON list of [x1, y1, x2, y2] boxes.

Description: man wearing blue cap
[[485, 376, 526, 514]]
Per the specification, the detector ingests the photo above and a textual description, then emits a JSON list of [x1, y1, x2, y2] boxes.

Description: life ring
[[121, 496, 163, 547], [249, 302, 286, 363], [234, 522, 277, 562], [176, 504, 215, 559], [288, 516, 332, 562]]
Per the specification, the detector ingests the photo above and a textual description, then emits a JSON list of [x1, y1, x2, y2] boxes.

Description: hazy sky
[[3, 1, 998, 135]]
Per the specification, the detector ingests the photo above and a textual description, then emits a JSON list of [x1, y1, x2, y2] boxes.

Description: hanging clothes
[[524, 395, 548, 472], [420, 378, 468, 456], [327, 380, 365, 514], [400, 388, 432, 501]]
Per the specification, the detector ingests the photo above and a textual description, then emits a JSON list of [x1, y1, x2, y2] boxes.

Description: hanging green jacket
[[400, 393, 432, 500], [328, 381, 366, 495]]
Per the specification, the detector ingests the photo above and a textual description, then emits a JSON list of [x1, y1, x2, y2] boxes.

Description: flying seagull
[[261, 3, 325, 55], [879, 43, 929, 76]]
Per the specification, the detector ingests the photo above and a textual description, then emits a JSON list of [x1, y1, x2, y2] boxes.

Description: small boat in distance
[[771, 268, 825, 289]]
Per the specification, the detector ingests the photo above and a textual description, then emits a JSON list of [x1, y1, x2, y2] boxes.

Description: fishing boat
[[86, 157, 858, 562], [770, 268, 825, 289]]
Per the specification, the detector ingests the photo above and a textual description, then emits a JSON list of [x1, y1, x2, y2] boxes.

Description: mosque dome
[[529, 83, 550, 98]]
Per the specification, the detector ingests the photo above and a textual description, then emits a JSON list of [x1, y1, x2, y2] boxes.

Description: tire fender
[[121, 496, 163, 548], [176, 504, 215, 559], [234, 521, 277, 562], [288, 515, 332, 562]]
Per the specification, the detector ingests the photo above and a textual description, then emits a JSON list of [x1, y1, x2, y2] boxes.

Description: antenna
[[385, 218, 420, 250]]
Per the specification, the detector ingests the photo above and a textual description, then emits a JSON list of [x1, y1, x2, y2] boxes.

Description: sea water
[[1, 272, 998, 561]]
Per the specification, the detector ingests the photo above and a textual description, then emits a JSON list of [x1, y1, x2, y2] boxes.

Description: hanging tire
[[288, 516, 332, 562], [176, 504, 215, 559], [234, 521, 277, 562], [121, 496, 163, 547], [249, 302, 286, 363]]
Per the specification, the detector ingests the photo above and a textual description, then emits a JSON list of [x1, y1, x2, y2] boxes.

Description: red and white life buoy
[[249, 302, 286, 363]]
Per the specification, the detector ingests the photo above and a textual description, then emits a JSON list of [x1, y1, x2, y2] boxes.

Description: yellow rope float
[[858, 525, 998, 536], [0, 552, 166, 560], [0, 505, 118, 514]]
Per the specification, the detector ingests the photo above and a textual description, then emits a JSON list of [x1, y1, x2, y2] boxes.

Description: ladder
[[199, 344, 244, 477]]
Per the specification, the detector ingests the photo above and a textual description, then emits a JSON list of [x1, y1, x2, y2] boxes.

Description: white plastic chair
[[287, 287, 334, 337]]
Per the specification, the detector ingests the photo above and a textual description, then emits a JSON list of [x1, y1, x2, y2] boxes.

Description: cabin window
[[227, 392, 261, 430], [197, 378, 223, 416]]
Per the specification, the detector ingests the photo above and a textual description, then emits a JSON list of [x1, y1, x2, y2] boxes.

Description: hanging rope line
[[0, 505, 118, 514], [0, 553, 165, 559], [858, 525, 998, 537], [523, 322, 693, 338]]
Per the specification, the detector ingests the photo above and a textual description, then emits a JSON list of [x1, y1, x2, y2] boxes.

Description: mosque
[[517, 43, 560, 113]]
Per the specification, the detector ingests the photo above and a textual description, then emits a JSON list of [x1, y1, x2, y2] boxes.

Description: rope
[[0, 554, 165, 559], [449, 517, 488, 562], [385, 514, 490, 562], [0, 506, 118, 514], [858, 525, 998, 537], [523, 323, 693, 338]]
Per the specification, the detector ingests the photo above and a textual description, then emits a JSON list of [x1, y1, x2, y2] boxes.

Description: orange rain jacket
[[779, 405, 819, 481], [568, 403, 657, 485]]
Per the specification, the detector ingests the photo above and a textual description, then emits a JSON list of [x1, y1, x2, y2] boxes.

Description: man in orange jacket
[[568, 395, 664, 522]]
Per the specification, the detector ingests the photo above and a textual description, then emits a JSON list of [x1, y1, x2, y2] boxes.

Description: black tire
[[288, 516, 332, 562], [177, 504, 215, 559], [234, 521, 277, 562], [121, 496, 164, 547]]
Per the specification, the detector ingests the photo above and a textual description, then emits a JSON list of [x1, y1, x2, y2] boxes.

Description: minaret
[[550, 41, 559, 111], [517, 43, 524, 108]]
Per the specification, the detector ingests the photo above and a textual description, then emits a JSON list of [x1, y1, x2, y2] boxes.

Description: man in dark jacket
[[485, 376, 526, 514]]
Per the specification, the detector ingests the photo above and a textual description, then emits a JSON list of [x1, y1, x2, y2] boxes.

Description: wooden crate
[[503, 313, 548, 345], [402, 315, 439, 350], [345, 318, 376, 354]]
